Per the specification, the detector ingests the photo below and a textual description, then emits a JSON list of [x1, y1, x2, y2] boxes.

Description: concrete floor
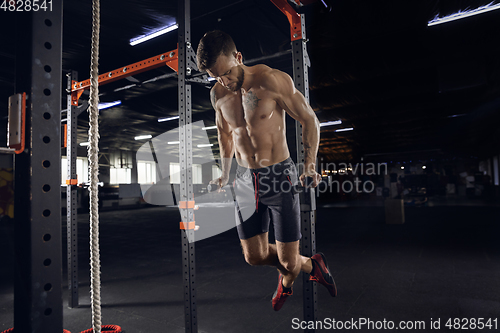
[[1, 197, 500, 332]]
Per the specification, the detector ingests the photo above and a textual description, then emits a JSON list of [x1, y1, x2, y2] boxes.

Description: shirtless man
[[196, 30, 336, 311]]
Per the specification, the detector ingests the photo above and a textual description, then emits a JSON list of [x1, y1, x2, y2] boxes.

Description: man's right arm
[[211, 87, 234, 183]]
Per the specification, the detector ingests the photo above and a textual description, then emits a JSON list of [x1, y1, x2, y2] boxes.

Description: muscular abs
[[216, 88, 289, 169]]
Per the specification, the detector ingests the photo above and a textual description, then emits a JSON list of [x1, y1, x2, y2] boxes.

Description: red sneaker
[[272, 274, 293, 311], [309, 252, 337, 297]]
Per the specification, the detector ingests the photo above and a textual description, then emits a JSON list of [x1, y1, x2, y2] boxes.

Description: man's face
[[207, 53, 244, 92]]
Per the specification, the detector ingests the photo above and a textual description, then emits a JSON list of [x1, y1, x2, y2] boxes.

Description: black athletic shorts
[[233, 157, 302, 243]]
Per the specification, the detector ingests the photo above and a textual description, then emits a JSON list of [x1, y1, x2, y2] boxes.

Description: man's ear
[[234, 51, 243, 65]]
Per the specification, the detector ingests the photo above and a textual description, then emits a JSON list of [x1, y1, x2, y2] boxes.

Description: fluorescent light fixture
[[428, 2, 500, 26], [130, 24, 179, 46], [335, 127, 354, 132], [80, 142, 90, 146], [158, 116, 179, 122], [197, 144, 214, 148], [202, 126, 217, 130], [98, 100, 121, 110], [168, 141, 180, 145], [320, 120, 342, 127], [134, 135, 152, 140]]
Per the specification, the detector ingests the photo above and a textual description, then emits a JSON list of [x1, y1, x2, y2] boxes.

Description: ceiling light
[[134, 135, 152, 140], [130, 24, 179, 46], [158, 116, 179, 122], [401, 166, 405, 170], [168, 141, 180, 145], [202, 126, 217, 130], [98, 100, 121, 110], [422, 166, 427, 169], [197, 144, 214, 147], [335, 127, 354, 132], [320, 120, 342, 127], [428, 3, 500, 26], [80, 142, 90, 146]]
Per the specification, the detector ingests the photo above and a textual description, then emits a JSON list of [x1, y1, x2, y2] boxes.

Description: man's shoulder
[[251, 64, 283, 79], [210, 83, 224, 110], [211, 82, 228, 100], [252, 65, 291, 91]]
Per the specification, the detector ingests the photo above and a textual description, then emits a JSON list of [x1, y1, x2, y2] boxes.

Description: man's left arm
[[272, 70, 321, 187]]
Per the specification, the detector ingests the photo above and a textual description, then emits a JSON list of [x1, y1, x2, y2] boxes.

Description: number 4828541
[[1, 0, 53, 11]]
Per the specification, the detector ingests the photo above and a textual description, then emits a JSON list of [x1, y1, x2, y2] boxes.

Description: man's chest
[[219, 89, 278, 128]]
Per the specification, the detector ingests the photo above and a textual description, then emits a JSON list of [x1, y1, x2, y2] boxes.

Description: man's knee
[[244, 252, 267, 266], [280, 257, 298, 273]]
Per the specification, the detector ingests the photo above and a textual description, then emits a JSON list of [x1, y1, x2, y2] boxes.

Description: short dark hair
[[196, 30, 237, 71]]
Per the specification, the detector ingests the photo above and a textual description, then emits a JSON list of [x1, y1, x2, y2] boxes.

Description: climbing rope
[[88, 0, 102, 332], [80, 325, 122, 333]]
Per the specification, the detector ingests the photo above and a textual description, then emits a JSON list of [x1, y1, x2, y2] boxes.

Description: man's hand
[[299, 170, 322, 188], [209, 175, 230, 192]]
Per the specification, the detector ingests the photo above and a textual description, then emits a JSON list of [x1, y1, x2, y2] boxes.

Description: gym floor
[[1, 198, 500, 332]]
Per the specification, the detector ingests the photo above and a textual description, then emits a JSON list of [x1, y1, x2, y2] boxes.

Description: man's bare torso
[[213, 65, 290, 169]]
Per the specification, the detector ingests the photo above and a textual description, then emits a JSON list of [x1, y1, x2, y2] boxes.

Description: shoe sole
[[315, 252, 337, 297], [272, 274, 292, 311]]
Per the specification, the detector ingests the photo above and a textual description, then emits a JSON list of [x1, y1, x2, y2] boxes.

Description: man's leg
[[240, 234, 312, 287], [275, 240, 312, 287], [240, 233, 280, 267]]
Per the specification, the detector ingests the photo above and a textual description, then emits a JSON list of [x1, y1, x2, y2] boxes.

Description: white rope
[[88, 0, 101, 332]]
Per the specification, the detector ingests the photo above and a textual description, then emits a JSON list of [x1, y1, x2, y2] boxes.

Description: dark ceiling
[[1, 0, 500, 164]]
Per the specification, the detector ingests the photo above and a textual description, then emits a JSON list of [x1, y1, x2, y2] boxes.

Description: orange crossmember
[[179, 200, 196, 209], [270, 0, 303, 41], [66, 179, 78, 185], [62, 123, 67, 148], [70, 50, 179, 106], [180, 221, 196, 230]]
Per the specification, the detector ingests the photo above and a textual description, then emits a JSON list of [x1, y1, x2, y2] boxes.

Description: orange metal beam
[[179, 200, 196, 209], [62, 123, 67, 148], [70, 49, 179, 106], [270, 0, 303, 41], [180, 221, 196, 230]]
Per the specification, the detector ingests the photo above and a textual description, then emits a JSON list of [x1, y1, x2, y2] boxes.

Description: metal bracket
[[185, 75, 213, 85], [185, 44, 199, 76], [7, 93, 26, 154], [0, 147, 16, 154], [74, 100, 89, 116]]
